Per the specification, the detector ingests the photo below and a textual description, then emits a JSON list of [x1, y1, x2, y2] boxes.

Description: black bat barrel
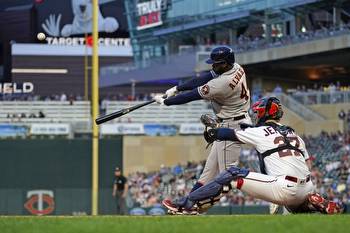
[[95, 100, 155, 125]]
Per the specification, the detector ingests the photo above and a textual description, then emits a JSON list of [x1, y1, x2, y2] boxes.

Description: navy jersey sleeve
[[177, 70, 216, 91]]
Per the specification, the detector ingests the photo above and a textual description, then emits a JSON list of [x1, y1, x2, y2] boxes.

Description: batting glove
[[165, 86, 178, 97], [153, 94, 165, 105]]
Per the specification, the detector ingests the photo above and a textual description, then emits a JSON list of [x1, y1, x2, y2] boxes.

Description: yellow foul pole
[[91, 0, 99, 216]]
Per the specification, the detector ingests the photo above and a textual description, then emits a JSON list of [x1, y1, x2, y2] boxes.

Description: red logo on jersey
[[201, 85, 210, 95]]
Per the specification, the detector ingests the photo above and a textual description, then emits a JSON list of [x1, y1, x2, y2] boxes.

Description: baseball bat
[[95, 99, 156, 125]]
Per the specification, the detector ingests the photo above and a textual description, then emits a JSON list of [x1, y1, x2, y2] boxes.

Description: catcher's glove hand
[[201, 114, 219, 148], [203, 129, 218, 144], [203, 131, 215, 145], [200, 114, 219, 128]]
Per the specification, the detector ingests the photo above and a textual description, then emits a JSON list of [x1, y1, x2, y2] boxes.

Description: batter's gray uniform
[[197, 63, 251, 184]]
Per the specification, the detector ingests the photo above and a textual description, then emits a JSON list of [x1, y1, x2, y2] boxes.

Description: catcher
[[163, 97, 344, 215]]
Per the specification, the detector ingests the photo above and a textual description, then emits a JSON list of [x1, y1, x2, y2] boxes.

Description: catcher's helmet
[[206, 46, 235, 65], [250, 97, 284, 124]]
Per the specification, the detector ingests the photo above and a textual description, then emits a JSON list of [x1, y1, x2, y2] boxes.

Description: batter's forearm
[[164, 89, 202, 105]]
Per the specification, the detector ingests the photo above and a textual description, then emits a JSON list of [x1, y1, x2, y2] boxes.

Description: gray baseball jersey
[[197, 63, 250, 119], [196, 63, 252, 185]]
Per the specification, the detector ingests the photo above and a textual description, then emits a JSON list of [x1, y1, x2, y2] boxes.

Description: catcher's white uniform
[[231, 123, 314, 209], [197, 63, 251, 184]]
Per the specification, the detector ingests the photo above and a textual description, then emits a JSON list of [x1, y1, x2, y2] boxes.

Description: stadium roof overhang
[[245, 48, 350, 84]]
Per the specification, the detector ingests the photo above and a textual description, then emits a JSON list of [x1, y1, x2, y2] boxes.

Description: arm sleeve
[[177, 71, 216, 91], [212, 128, 240, 142], [164, 88, 202, 106]]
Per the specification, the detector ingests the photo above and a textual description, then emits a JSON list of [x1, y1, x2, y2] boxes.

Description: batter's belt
[[217, 114, 246, 123]]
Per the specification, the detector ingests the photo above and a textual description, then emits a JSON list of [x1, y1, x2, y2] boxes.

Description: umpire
[[112, 167, 128, 215]]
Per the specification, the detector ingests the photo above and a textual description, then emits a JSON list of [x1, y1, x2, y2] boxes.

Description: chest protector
[[257, 122, 305, 174]]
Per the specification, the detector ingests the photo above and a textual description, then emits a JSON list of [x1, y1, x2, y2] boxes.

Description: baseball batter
[[163, 97, 343, 214], [153, 46, 251, 192]]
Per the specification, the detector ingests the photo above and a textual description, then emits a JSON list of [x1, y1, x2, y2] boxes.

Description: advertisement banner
[[143, 124, 177, 136], [30, 124, 71, 135], [35, 0, 128, 38], [100, 124, 145, 135], [0, 124, 28, 137], [136, 0, 169, 30], [0, 82, 34, 94], [179, 123, 205, 135]]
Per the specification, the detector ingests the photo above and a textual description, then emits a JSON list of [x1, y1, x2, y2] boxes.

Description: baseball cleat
[[162, 199, 199, 215], [167, 209, 199, 215], [162, 199, 179, 212], [269, 203, 280, 215]]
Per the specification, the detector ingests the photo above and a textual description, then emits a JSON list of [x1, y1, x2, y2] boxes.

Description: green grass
[[0, 215, 349, 233]]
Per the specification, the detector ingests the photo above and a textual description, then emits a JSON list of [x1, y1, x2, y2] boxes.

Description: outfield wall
[[0, 138, 348, 216], [123, 136, 208, 175], [0, 139, 123, 215]]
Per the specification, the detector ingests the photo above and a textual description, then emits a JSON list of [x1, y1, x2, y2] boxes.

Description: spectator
[[60, 93, 67, 101], [339, 109, 346, 120], [273, 84, 282, 94], [172, 164, 183, 176], [38, 111, 45, 118], [112, 167, 128, 215], [347, 110, 350, 131]]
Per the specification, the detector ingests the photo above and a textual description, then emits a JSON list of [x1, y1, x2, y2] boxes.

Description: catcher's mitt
[[200, 114, 219, 129], [200, 114, 219, 147]]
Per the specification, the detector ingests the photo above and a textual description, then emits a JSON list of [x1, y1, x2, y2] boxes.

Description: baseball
[[37, 32, 46, 41]]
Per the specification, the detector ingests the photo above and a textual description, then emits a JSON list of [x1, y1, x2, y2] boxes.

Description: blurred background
[[0, 0, 350, 216]]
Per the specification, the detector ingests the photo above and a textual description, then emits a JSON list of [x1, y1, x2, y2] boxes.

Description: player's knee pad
[[188, 181, 223, 202], [215, 166, 249, 185], [188, 166, 249, 209], [188, 181, 224, 211]]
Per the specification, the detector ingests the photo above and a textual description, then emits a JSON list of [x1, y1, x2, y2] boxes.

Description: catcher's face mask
[[249, 97, 283, 125]]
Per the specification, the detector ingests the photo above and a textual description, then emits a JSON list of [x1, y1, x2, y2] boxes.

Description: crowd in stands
[[0, 93, 82, 102], [0, 93, 154, 102], [6, 111, 45, 122], [291, 82, 350, 94], [199, 22, 350, 54], [263, 82, 350, 96], [126, 130, 350, 209], [4, 81, 350, 106], [249, 82, 350, 105], [234, 23, 350, 53]]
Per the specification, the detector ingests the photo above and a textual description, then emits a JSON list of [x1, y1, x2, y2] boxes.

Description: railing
[[289, 91, 350, 105], [273, 93, 325, 120]]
